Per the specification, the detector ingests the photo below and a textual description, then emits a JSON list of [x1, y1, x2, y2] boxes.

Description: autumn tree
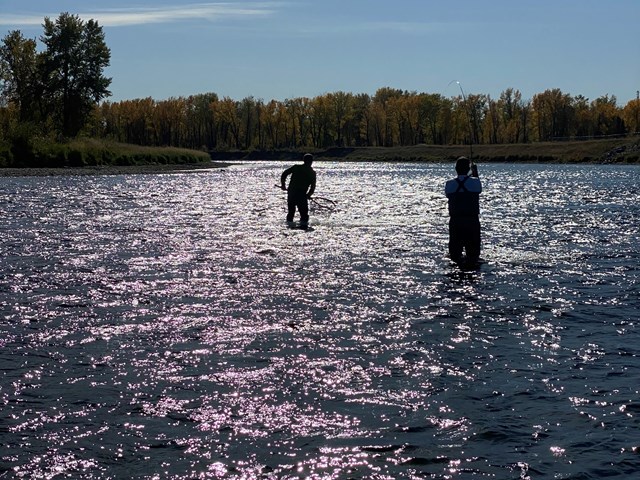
[[372, 88, 404, 146], [327, 91, 353, 147], [237, 96, 259, 149], [182, 93, 218, 149], [309, 95, 331, 148], [591, 95, 624, 137], [496, 89, 527, 143], [298, 97, 313, 147], [350, 93, 372, 146], [394, 93, 420, 145], [622, 95, 640, 134], [265, 99, 290, 148], [531, 89, 575, 141], [450, 95, 468, 145], [417, 93, 447, 144], [80, 86, 634, 151]]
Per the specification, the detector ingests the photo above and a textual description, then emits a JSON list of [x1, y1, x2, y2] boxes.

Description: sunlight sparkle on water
[[1, 162, 639, 478]]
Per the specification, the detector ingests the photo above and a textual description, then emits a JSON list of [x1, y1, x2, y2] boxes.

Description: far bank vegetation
[[93, 89, 640, 152], [90, 88, 639, 163]]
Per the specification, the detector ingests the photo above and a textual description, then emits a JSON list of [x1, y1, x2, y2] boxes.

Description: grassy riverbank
[[211, 136, 640, 164], [0, 137, 213, 170]]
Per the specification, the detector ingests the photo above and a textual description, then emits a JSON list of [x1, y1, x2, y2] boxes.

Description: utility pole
[[636, 90, 639, 134]]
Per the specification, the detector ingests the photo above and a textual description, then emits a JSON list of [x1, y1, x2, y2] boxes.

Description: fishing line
[[448, 80, 476, 161]]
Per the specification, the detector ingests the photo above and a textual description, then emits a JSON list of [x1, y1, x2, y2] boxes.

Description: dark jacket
[[282, 164, 316, 195]]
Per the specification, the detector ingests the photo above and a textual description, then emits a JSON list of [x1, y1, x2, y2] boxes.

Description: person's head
[[303, 153, 313, 165], [455, 156, 470, 175]]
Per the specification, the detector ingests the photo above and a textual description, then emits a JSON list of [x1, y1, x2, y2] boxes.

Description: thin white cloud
[[296, 20, 454, 37], [0, 2, 277, 28], [0, 15, 44, 27]]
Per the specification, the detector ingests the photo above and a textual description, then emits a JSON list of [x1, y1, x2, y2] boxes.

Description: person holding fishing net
[[445, 156, 482, 265], [279, 153, 316, 229]]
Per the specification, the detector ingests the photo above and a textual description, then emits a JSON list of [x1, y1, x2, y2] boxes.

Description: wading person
[[280, 153, 316, 229], [445, 156, 482, 264]]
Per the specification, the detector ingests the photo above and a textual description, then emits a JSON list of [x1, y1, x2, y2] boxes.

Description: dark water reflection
[[1, 162, 639, 479]]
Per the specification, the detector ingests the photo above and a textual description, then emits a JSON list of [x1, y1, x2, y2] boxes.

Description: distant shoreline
[[2, 137, 638, 177], [0, 161, 233, 178], [210, 137, 640, 165]]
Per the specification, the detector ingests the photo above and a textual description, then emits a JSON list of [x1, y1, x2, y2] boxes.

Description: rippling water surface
[[1, 162, 639, 479]]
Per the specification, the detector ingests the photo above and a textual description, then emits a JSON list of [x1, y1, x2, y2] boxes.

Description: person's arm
[[280, 167, 293, 190], [470, 161, 481, 192], [444, 179, 454, 198], [307, 172, 316, 198]]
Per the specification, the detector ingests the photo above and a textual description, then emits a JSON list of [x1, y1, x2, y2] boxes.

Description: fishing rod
[[448, 80, 476, 164]]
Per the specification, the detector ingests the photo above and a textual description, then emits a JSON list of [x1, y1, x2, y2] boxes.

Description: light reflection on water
[[1, 162, 639, 479]]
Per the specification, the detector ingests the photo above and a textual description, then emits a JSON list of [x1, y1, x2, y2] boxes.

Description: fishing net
[[309, 196, 337, 213]]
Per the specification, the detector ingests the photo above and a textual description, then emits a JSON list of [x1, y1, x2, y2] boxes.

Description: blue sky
[[1, 1, 638, 105]]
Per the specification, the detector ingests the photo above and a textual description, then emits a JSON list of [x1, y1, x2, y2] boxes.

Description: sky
[[1, 0, 639, 105]]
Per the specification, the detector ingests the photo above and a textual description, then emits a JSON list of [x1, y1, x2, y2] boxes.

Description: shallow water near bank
[[1, 162, 639, 479]]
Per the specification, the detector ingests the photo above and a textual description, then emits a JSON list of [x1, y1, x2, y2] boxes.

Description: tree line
[[1, 13, 639, 154], [90, 89, 639, 151]]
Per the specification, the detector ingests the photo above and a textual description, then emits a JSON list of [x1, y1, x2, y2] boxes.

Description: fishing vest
[[448, 177, 480, 217]]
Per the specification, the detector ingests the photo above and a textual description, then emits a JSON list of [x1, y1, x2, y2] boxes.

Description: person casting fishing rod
[[445, 156, 482, 265], [280, 153, 316, 229]]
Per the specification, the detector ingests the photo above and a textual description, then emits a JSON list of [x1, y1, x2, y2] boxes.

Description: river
[[1, 161, 639, 479]]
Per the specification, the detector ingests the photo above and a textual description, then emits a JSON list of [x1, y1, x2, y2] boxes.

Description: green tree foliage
[[0, 13, 110, 140], [40, 13, 111, 137], [0, 31, 40, 123]]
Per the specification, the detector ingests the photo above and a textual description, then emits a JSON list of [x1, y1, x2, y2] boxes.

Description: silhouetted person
[[280, 153, 316, 229], [445, 156, 482, 264]]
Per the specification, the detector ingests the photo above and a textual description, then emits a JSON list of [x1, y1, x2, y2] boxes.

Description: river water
[[1, 161, 639, 479]]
